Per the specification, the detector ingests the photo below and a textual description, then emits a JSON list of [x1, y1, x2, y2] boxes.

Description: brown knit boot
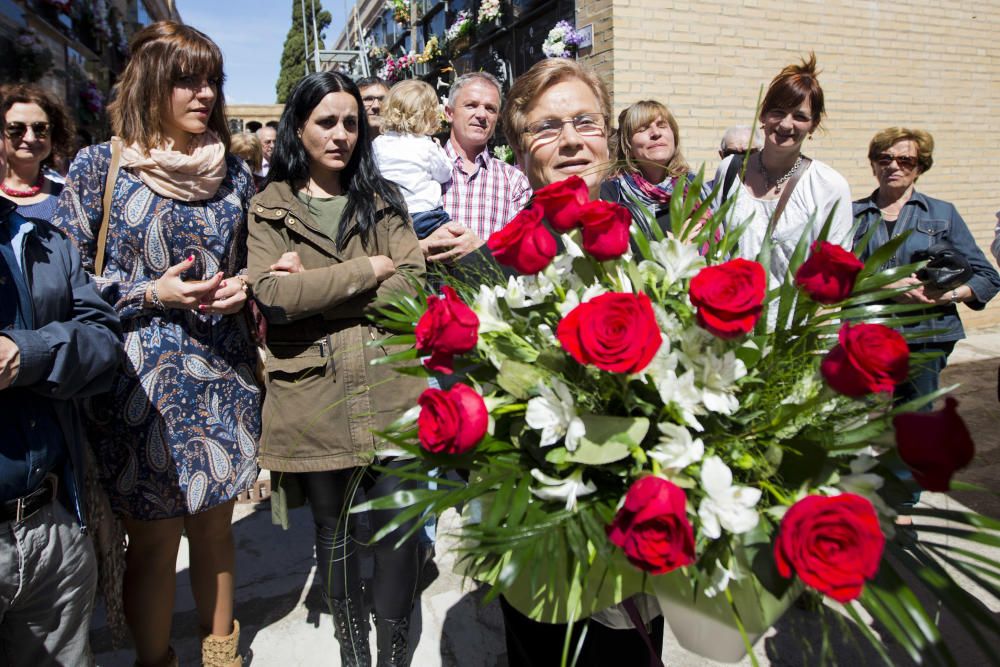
[[201, 619, 242, 667]]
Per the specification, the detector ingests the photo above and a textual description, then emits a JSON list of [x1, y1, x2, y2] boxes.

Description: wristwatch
[[950, 288, 960, 303]]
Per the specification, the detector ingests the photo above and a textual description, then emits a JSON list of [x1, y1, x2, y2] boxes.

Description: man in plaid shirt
[[420, 73, 531, 264]]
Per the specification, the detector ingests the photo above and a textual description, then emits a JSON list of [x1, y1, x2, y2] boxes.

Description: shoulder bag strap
[[722, 155, 743, 201], [766, 156, 812, 234], [95, 138, 123, 277]]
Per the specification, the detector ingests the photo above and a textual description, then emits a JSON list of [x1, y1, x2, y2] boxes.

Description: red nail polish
[[187, 255, 194, 262], [198, 304, 206, 311]]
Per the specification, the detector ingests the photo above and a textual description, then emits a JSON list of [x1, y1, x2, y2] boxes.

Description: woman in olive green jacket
[[246, 71, 427, 667]]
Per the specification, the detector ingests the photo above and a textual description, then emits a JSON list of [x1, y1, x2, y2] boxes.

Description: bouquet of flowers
[[8, 28, 54, 82], [542, 20, 585, 58], [365, 173, 1000, 665], [386, 0, 410, 24], [445, 10, 473, 49], [477, 0, 502, 24], [415, 35, 442, 64], [80, 80, 104, 114], [491, 144, 514, 165], [377, 52, 417, 82]]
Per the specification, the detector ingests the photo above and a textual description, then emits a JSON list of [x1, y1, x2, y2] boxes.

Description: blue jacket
[[853, 189, 1000, 343], [0, 197, 121, 527]]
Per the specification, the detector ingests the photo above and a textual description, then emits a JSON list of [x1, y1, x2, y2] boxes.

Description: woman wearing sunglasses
[[1, 84, 74, 224], [853, 127, 1000, 407]]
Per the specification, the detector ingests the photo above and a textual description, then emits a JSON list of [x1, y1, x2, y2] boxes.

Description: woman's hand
[[148, 256, 224, 310], [201, 277, 248, 315], [924, 284, 973, 306], [889, 275, 936, 305], [269, 252, 304, 276], [369, 255, 396, 282]]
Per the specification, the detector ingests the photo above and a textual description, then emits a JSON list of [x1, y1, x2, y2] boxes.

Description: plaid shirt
[[441, 140, 531, 240]]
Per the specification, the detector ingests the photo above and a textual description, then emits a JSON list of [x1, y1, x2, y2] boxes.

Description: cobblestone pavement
[[92, 330, 1000, 666]]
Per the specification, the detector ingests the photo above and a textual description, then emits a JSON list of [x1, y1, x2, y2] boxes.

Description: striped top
[[441, 140, 531, 241]]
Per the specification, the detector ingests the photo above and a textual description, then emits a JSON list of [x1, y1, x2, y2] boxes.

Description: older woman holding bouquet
[[713, 54, 852, 285], [1, 84, 74, 223], [601, 100, 708, 236], [497, 57, 665, 667]]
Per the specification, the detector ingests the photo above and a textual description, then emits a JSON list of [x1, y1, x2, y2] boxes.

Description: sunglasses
[[4, 121, 51, 141], [876, 153, 918, 170]]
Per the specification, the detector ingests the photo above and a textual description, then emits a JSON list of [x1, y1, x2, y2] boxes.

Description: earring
[[808, 133, 813, 140]]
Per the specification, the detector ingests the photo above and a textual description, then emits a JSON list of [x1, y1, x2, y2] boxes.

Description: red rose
[[579, 200, 632, 261], [557, 292, 662, 374], [688, 259, 766, 338], [415, 286, 479, 374], [820, 322, 909, 397], [893, 397, 974, 492], [795, 241, 864, 304], [417, 382, 488, 455], [607, 475, 696, 574], [486, 205, 558, 274], [774, 493, 885, 602], [531, 175, 589, 232]]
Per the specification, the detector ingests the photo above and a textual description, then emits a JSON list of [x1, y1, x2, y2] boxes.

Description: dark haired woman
[[713, 54, 852, 287], [247, 71, 427, 667], [2, 84, 74, 223], [52, 21, 258, 667]]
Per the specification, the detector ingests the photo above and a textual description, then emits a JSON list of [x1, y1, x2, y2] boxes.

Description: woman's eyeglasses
[[523, 113, 607, 143], [876, 153, 918, 170], [4, 121, 51, 141]]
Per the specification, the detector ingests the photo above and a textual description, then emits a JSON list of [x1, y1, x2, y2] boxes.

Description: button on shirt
[[0, 207, 65, 502], [441, 141, 531, 241]]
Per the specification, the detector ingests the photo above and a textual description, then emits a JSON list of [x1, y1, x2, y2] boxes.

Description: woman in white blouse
[[714, 54, 852, 285]]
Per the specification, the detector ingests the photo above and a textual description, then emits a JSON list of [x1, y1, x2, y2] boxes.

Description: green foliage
[[276, 0, 332, 103]]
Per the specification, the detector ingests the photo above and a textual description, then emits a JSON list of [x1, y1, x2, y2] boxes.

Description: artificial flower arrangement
[[362, 172, 1000, 665], [477, 0, 502, 24], [541, 20, 585, 59], [80, 80, 104, 115], [9, 28, 55, 82], [444, 10, 474, 50], [491, 144, 515, 165], [386, 0, 410, 24], [376, 52, 417, 83], [415, 35, 442, 64]]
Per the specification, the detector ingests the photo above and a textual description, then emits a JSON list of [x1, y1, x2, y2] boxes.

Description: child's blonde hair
[[381, 79, 441, 136]]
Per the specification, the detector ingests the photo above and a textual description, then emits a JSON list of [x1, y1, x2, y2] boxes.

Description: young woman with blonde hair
[[53, 21, 259, 667]]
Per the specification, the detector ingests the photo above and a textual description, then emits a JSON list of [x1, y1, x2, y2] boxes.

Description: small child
[[372, 79, 453, 239]]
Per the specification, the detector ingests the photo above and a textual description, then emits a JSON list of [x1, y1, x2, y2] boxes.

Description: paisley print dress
[[52, 142, 261, 519]]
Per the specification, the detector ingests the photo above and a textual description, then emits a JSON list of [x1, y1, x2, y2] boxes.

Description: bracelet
[[950, 288, 960, 303], [149, 280, 165, 310]]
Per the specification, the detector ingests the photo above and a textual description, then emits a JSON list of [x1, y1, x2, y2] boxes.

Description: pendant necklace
[[758, 154, 803, 193]]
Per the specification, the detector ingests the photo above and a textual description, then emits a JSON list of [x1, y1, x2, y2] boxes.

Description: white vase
[[652, 571, 799, 663]]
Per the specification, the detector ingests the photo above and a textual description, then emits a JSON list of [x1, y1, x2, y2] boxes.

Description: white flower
[[472, 285, 511, 334], [697, 456, 761, 539], [525, 379, 586, 450], [836, 454, 895, 519], [692, 350, 747, 415], [647, 238, 705, 286], [530, 468, 596, 511], [655, 368, 705, 431], [502, 275, 535, 309], [649, 422, 704, 471], [703, 557, 742, 598]]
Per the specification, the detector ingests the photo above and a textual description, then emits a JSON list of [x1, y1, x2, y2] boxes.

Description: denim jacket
[[853, 189, 1000, 344]]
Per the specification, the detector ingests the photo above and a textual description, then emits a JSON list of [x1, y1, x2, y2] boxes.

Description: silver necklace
[[758, 154, 803, 193]]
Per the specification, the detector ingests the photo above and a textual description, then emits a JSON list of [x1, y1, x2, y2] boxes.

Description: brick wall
[[583, 0, 1000, 330]]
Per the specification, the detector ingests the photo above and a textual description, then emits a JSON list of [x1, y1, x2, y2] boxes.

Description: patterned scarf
[[120, 130, 227, 202]]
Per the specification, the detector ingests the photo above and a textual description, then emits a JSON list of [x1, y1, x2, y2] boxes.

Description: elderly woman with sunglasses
[[853, 127, 1000, 410], [1, 85, 74, 224]]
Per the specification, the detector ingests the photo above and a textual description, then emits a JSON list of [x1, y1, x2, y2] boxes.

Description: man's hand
[[419, 222, 485, 263], [0, 336, 20, 391]]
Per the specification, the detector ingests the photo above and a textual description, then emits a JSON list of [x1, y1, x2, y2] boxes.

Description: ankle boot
[[375, 617, 410, 667], [327, 591, 371, 667], [201, 619, 241, 667]]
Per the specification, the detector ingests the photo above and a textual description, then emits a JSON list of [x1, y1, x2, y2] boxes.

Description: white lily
[[655, 369, 705, 431], [692, 350, 747, 415], [649, 422, 704, 471], [698, 456, 761, 539], [648, 237, 705, 286], [525, 378, 586, 450], [530, 468, 596, 511], [703, 557, 742, 598], [472, 285, 512, 334]]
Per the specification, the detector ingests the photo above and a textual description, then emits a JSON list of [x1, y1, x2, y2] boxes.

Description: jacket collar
[[857, 187, 930, 214]]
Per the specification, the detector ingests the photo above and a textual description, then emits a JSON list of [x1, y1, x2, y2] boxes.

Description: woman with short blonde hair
[[600, 99, 706, 237], [53, 20, 259, 667]]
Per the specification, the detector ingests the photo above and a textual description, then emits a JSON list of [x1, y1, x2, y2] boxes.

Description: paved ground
[[92, 329, 1000, 666]]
